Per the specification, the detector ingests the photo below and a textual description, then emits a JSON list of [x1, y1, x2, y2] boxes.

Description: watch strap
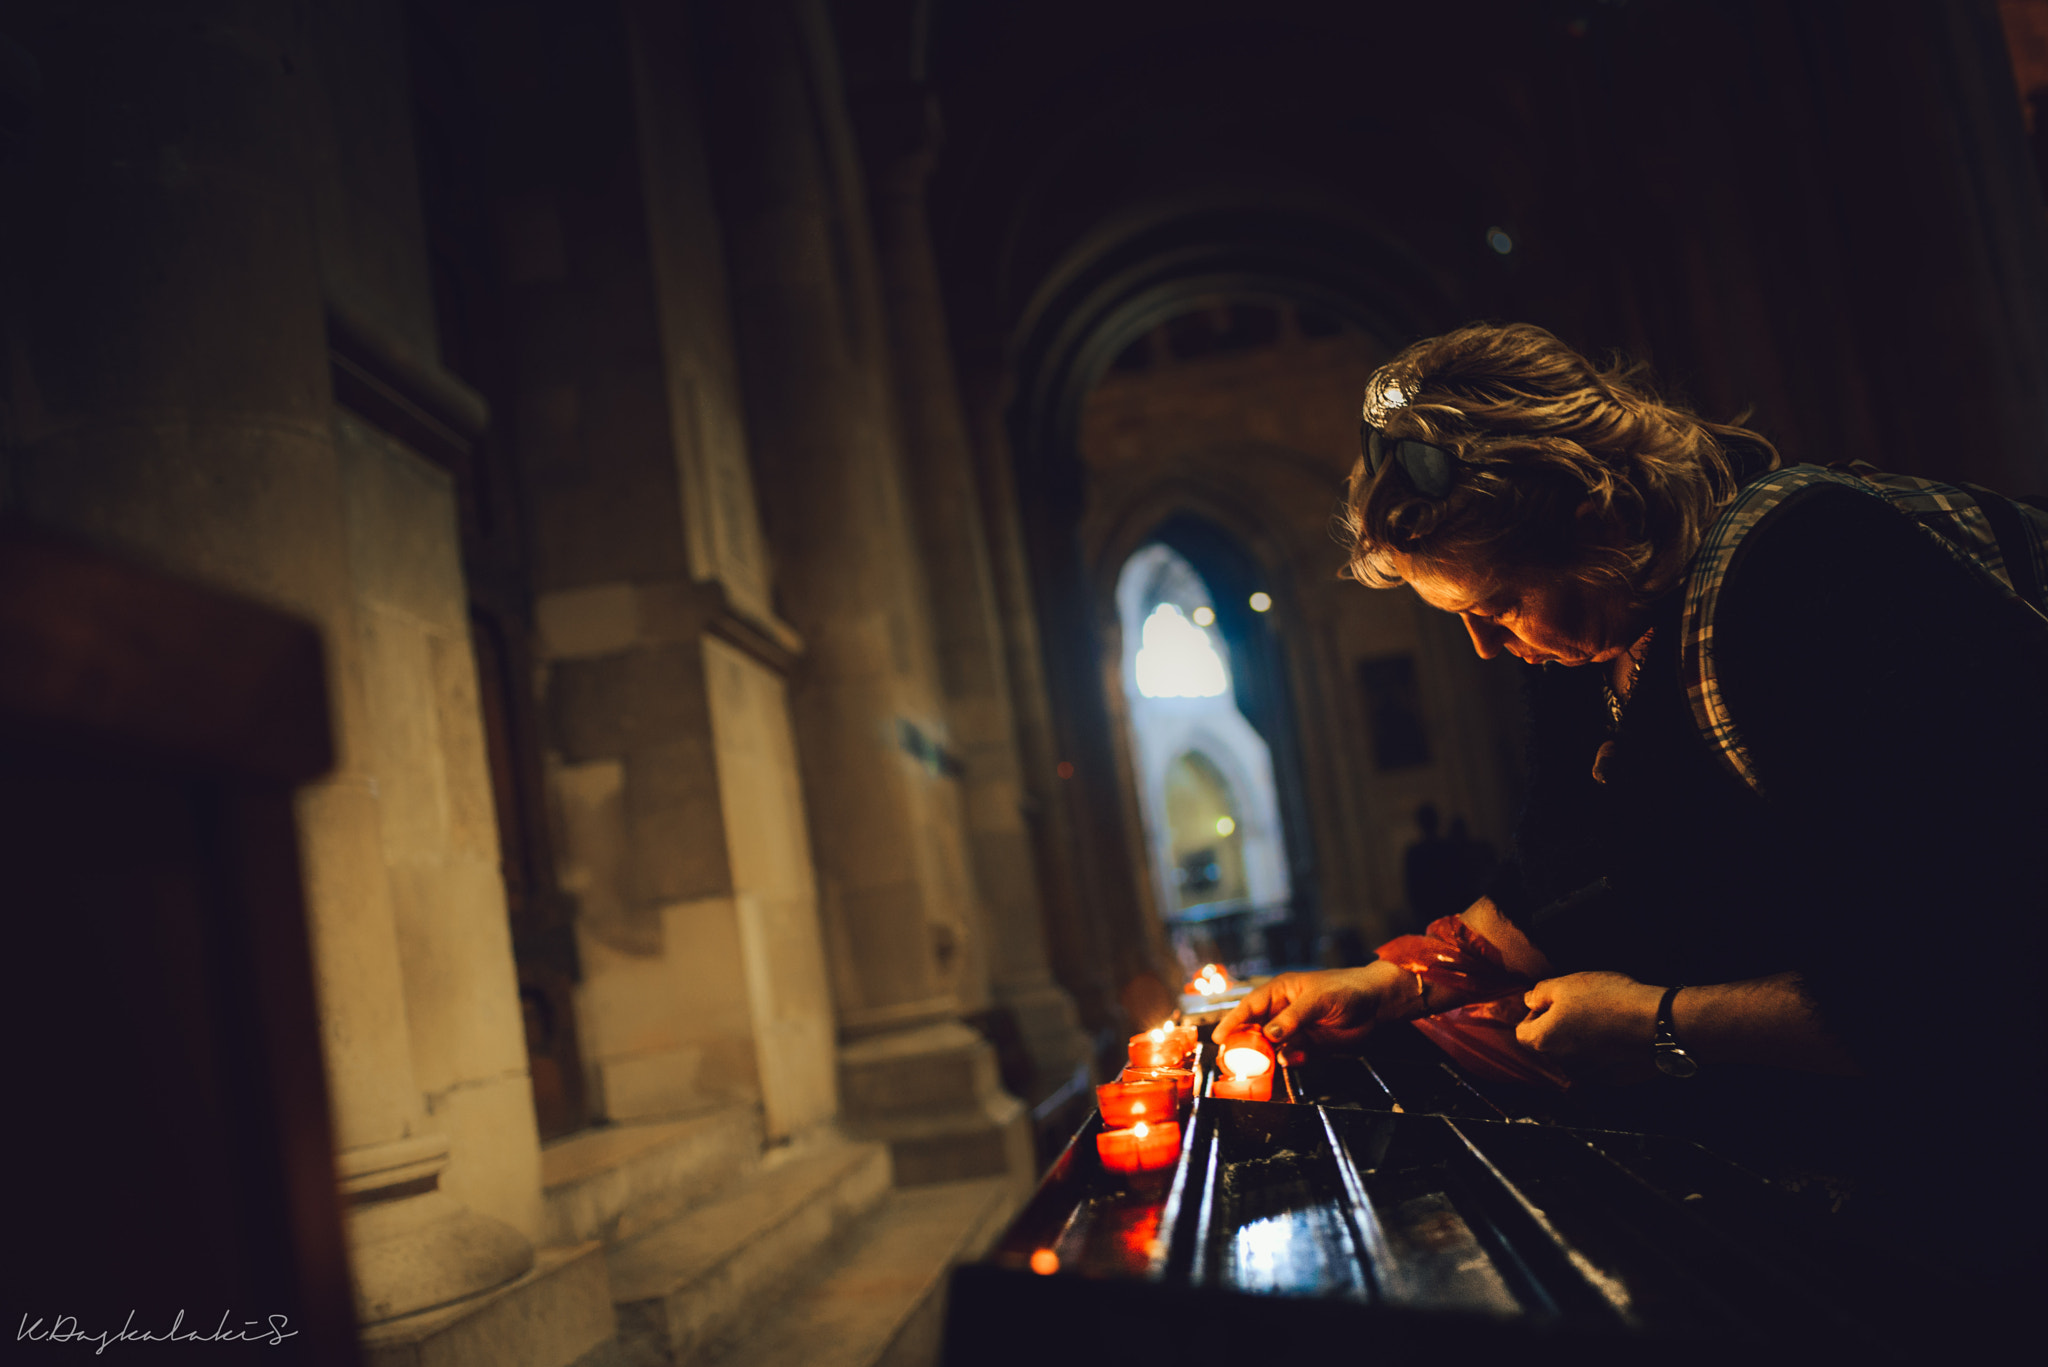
[[1653, 985, 1698, 1077], [1655, 985, 1684, 1037]]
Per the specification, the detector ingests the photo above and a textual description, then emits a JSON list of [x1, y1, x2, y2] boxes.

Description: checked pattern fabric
[[1679, 461, 2048, 796]]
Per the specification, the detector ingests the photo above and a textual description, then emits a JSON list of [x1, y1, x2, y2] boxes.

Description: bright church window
[[1135, 603, 1228, 698]]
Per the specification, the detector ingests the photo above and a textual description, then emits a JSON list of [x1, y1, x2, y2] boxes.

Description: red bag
[[1376, 917, 1573, 1091]]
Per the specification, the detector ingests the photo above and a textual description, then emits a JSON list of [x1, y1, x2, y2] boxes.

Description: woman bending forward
[[1219, 322, 2048, 1279]]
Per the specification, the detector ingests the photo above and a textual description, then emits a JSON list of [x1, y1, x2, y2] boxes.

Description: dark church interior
[[5, 1, 2045, 1363]]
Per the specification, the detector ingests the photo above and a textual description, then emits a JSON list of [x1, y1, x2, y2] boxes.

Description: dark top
[[1482, 479, 2048, 1274]]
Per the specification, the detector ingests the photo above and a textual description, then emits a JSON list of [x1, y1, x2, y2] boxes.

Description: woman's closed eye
[[1472, 599, 1519, 622]]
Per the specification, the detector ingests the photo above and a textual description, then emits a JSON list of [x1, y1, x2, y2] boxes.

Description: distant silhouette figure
[[1403, 803, 1465, 924]]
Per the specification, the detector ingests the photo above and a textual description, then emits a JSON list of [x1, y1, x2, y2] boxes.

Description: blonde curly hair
[[1343, 322, 1778, 599]]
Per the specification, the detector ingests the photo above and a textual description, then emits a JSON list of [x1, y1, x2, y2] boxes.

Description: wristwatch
[[1652, 985, 1699, 1078]]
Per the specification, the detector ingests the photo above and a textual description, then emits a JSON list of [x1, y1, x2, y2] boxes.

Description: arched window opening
[[1164, 751, 1247, 909], [1136, 604, 1229, 698], [1116, 543, 1292, 976]]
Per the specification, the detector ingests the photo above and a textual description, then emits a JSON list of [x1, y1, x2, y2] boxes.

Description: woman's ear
[[1569, 495, 1635, 561], [1563, 497, 1647, 596]]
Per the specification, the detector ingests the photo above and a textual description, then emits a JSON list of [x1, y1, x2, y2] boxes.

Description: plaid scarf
[[1680, 461, 2048, 795]]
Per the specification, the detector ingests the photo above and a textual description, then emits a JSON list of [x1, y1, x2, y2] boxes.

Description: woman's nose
[[1461, 612, 1505, 659]]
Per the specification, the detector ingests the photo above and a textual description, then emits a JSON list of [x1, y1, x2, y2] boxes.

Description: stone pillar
[[957, 355, 1128, 1039], [850, 84, 1092, 1103], [0, 0, 530, 1325], [465, 0, 844, 1148], [696, 0, 1030, 1187]]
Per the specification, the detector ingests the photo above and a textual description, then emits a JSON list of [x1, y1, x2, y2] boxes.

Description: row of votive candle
[[1096, 1023, 1283, 1175], [1096, 1023, 1201, 1175]]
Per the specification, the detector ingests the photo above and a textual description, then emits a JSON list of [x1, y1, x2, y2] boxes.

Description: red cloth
[[1376, 917, 1573, 1091]]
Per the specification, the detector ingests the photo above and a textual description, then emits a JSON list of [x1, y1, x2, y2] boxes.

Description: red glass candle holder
[[1211, 1045, 1274, 1102], [1095, 1119, 1182, 1174], [1215, 1027, 1274, 1062], [1119, 1066, 1194, 1114], [1096, 1078, 1177, 1129], [1127, 1025, 1198, 1069]]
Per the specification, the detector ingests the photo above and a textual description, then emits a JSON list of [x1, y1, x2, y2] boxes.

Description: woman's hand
[[1515, 971, 1664, 1079], [1514, 971, 1863, 1078], [1215, 961, 1415, 1059]]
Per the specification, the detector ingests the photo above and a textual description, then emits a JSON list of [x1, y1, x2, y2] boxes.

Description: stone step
[[541, 1108, 763, 1248], [861, 1092, 1034, 1188], [700, 1176, 1018, 1367], [840, 1022, 1003, 1123], [839, 1022, 1034, 1189], [606, 1136, 893, 1365], [363, 1242, 615, 1367]]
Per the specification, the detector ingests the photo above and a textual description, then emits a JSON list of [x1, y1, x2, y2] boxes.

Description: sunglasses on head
[[1359, 421, 1458, 499]]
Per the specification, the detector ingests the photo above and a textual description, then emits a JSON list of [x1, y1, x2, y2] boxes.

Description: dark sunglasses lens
[[1360, 421, 1383, 474], [1399, 441, 1454, 498]]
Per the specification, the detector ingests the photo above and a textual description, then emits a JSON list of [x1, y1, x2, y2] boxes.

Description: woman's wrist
[[1359, 959, 1426, 1024], [1658, 975, 1860, 1074], [1370, 958, 1496, 1023], [1635, 982, 1670, 1043]]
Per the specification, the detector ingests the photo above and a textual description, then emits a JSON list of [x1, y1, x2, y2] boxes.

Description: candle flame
[[1221, 1046, 1272, 1078], [1133, 1122, 1149, 1137], [1149, 1023, 1169, 1042], [1188, 963, 1229, 996], [1030, 1249, 1059, 1275]]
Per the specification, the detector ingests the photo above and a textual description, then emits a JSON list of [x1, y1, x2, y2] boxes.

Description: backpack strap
[[1679, 463, 2046, 796]]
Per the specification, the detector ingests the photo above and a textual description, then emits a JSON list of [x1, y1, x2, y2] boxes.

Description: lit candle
[[1095, 1119, 1183, 1174], [1095, 1077, 1177, 1128], [1118, 1066, 1195, 1115], [1186, 963, 1230, 997], [1215, 1026, 1273, 1061], [1127, 1022, 1196, 1069], [1211, 1046, 1274, 1102]]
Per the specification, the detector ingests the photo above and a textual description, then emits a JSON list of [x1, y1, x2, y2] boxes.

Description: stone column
[[695, 0, 1030, 1187], [957, 355, 1128, 1039], [850, 84, 1092, 1103], [0, 0, 529, 1325]]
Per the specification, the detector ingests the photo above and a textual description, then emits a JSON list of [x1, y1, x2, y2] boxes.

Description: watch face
[[1654, 1048, 1699, 1079]]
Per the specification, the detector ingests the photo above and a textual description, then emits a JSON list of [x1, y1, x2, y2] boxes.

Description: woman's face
[[1393, 554, 1645, 667]]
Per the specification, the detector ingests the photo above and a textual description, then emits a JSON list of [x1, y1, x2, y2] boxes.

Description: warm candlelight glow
[[1188, 963, 1230, 997], [1221, 1047, 1272, 1078], [1097, 1077, 1177, 1127], [1119, 1065, 1194, 1114], [1029, 1249, 1059, 1275], [1096, 1117, 1182, 1174], [1128, 1023, 1197, 1069], [1212, 1044, 1275, 1101]]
